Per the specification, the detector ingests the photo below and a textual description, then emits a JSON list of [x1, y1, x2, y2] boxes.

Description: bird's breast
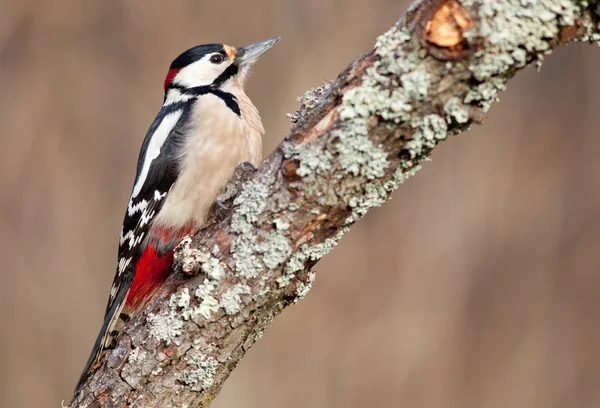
[[152, 92, 263, 230]]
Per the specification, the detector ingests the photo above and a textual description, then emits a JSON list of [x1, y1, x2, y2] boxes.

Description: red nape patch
[[125, 244, 174, 310], [163, 68, 180, 91]]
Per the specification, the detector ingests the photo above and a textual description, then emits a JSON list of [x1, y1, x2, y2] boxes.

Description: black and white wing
[[76, 101, 195, 389], [104, 101, 193, 315]]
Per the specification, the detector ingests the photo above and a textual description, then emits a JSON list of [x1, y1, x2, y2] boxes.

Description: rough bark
[[70, 0, 600, 406]]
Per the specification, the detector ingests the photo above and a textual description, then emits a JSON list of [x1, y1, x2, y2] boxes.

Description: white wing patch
[[110, 282, 119, 298], [127, 198, 148, 216], [154, 190, 168, 200], [140, 209, 155, 227], [117, 257, 131, 274], [131, 110, 183, 198], [118, 190, 170, 275]]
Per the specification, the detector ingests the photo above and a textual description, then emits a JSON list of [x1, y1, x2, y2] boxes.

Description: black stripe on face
[[212, 63, 239, 86]]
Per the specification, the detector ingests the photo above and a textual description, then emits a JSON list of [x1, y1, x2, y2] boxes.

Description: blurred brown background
[[1, 0, 600, 407]]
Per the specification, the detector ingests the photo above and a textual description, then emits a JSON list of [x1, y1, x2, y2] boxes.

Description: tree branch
[[70, 1, 600, 406]]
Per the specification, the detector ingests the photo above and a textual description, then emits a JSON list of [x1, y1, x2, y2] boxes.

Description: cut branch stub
[[421, 0, 477, 60]]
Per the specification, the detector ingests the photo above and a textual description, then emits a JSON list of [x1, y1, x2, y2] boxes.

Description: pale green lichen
[[375, 27, 411, 54], [201, 257, 224, 280], [165, 280, 219, 322], [579, 3, 600, 43], [333, 124, 390, 180], [444, 97, 470, 124], [230, 180, 271, 279], [186, 280, 220, 320], [174, 236, 225, 281], [400, 70, 430, 101], [374, 27, 416, 75], [327, 0, 589, 261], [148, 290, 199, 343], [148, 309, 183, 345], [340, 82, 412, 123], [170, 236, 226, 320], [283, 252, 306, 275], [383, 165, 422, 192], [302, 236, 342, 261], [256, 231, 292, 270], [221, 283, 251, 315], [464, 78, 506, 112], [463, 0, 581, 81], [282, 141, 333, 177], [232, 180, 269, 229], [278, 228, 350, 288], [180, 354, 218, 391], [227, 177, 294, 287], [274, 23, 419, 246], [345, 165, 422, 225], [347, 183, 389, 221], [127, 347, 145, 364], [287, 81, 333, 125], [194, 280, 215, 299], [296, 146, 333, 177], [229, 174, 295, 280], [404, 115, 447, 158], [174, 288, 197, 320], [275, 272, 293, 288], [232, 229, 293, 279], [255, 275, 272, 298], [469, 51, 517, 81], [231, 236, 264, 279], [172, 288, 191, 309], [417, 115, 448, 140], [295, 271, 316, 302], [197, 295, 220, 319], [273, 218, 290, 231], [326, 20, 432, 226], [174, 237, 208, 274], [253, 329, 264, 341]]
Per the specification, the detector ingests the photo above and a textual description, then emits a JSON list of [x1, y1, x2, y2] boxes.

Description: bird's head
[[163, 37, 280, 93]]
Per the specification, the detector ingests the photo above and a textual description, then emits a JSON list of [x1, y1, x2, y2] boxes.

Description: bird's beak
[[236, 37, 280, 66]]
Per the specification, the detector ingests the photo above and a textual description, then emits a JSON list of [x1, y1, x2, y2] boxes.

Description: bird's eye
[[210, 54, 224, 64]]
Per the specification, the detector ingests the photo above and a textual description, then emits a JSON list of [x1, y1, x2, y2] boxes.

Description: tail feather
[[75, 281, 131, 393], [74, 240, 184, 394]]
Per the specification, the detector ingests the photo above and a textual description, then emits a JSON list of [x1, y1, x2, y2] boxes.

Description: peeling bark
[[69, 1, 600, 407]]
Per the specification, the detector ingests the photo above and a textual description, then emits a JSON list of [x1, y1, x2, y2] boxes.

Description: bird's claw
[[215, 197, 229, 210]]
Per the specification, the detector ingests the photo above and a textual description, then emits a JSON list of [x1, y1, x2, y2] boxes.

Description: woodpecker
[[76, 37, 279, 389]]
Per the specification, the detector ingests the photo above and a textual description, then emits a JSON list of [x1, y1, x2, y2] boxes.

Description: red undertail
[[125, 225, 194, 310], [125, 244, 174, 310]]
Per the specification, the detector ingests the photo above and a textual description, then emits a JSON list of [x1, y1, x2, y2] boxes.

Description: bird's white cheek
[[174, 60, 228, 88]]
